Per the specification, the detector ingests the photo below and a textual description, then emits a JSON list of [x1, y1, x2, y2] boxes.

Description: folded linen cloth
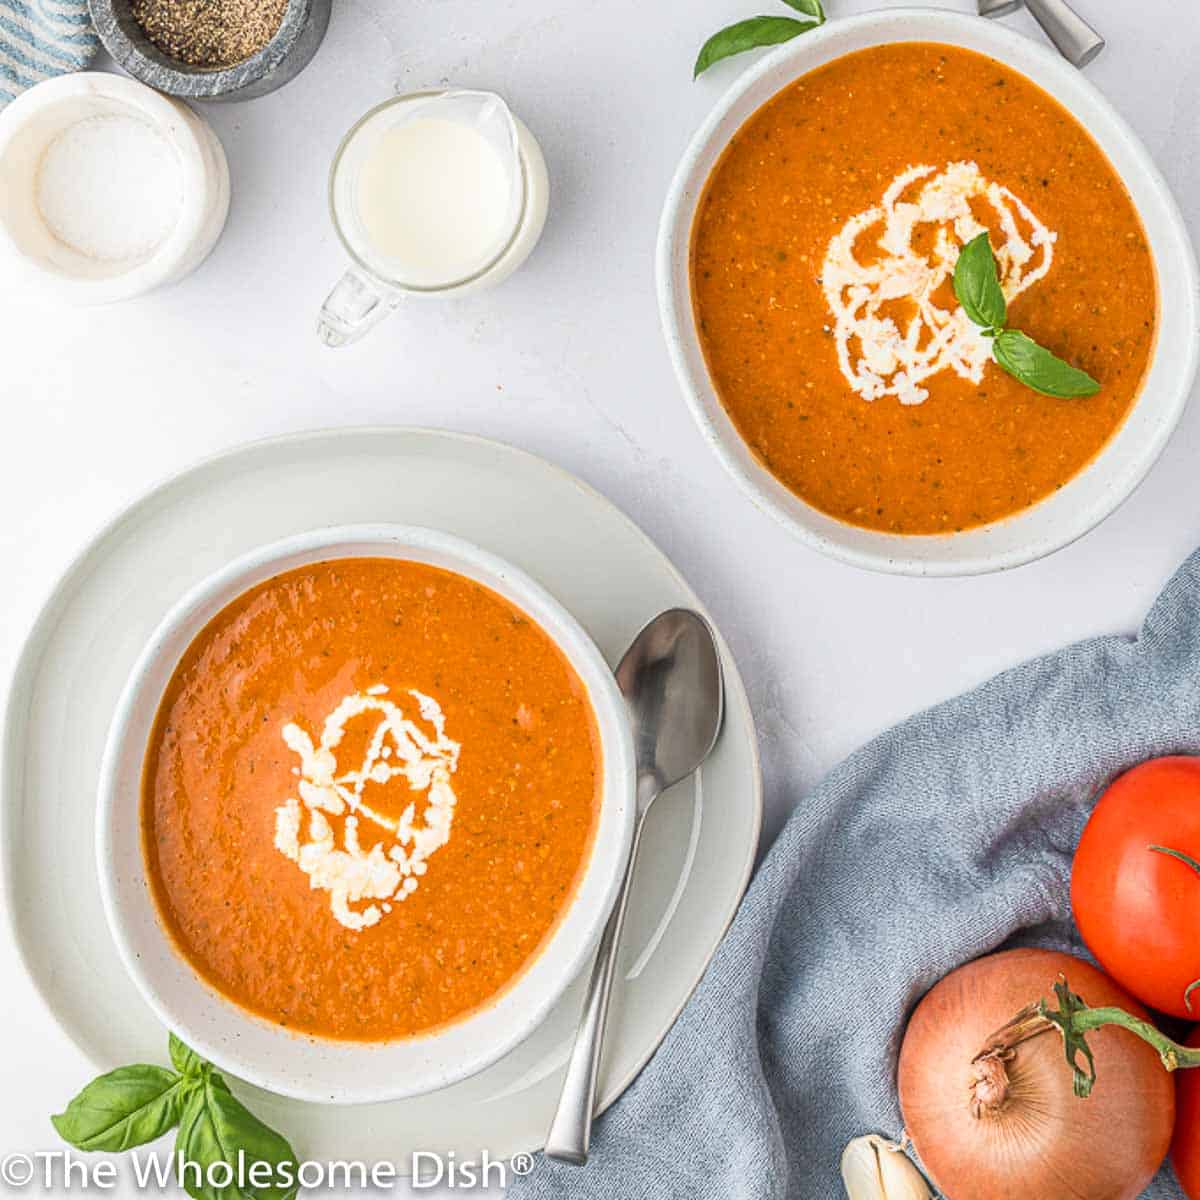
[[0, 0, 97, 107], [513, 550, 1200, 1200]]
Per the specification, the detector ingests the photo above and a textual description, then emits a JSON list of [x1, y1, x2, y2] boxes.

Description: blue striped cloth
[[1, 0, 98, 107]]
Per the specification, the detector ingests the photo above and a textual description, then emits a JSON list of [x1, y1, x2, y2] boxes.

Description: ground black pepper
[[131, 0, 288, 68]]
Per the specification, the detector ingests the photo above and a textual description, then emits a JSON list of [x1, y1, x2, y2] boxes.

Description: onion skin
[[898, 948, 1174, 1200], [1174, 1027, 1200, 1199]]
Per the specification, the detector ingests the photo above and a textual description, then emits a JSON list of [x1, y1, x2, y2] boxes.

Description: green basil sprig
[[50, 1065, 185, 1152], [52, 1034, 298, 1200], [175, 1074, 296, 1200], [953, 231, 1100, 398], [992, 330, 1102, 398], [695, 0, 824, 78]]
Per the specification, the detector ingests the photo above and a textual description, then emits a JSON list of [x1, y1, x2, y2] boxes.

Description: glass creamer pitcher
[[318, 89, 549, 348]]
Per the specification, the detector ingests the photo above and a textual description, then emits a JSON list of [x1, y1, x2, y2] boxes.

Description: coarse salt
[[36, 113, 182, 263]]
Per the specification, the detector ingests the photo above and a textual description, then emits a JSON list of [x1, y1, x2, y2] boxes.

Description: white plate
[[658, 8, 1200, 577], [0, 426, 762, 1165]]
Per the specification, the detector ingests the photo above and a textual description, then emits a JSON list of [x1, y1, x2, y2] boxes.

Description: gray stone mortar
[[88, 0, 331, 101]]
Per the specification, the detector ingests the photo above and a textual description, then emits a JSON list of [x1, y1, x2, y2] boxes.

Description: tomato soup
[[142, 558, 601, 1041], [691, 43, 1157, 534]]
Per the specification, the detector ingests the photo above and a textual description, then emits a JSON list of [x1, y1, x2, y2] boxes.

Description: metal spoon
[[978, 0, 1105, 68], [544, 609, 724, 1165]]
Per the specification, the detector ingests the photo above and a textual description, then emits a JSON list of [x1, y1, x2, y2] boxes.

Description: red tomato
[[1072, 756, 1200, 1019], [1174, 1027, 1200, 1199]]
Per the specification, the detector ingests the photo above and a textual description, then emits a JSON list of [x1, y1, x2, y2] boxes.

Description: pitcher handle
[[317, 267, 402, 348]]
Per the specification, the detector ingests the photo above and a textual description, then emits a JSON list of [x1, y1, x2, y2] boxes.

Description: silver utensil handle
[[1024, 0, 1105, 67], [544, 816, 647, 1165], [978, 0, 1022, 16]]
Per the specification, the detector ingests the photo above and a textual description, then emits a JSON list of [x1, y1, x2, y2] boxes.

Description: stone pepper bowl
[[88, 0, 331, 101]]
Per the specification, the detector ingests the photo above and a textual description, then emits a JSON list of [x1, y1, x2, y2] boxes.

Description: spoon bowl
[[618, 609, 724, 803]]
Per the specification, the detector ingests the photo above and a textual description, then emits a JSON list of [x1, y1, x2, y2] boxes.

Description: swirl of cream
[[274, 685, 460, 930], [821, 161, 1056, 406]]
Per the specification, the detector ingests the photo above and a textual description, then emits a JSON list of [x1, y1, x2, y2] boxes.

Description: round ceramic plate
[[0, 427, 762, 1165]]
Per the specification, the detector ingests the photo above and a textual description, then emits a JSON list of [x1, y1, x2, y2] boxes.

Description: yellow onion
[[898, 948, 1174, 1200]]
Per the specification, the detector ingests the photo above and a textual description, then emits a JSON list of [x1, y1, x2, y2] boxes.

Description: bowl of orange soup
[[97, 525, 636, 1102], [659, 9, 1198, 575]]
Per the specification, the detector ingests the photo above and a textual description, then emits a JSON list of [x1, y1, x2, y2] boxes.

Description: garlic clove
[[841, 1135, 932, 1200]]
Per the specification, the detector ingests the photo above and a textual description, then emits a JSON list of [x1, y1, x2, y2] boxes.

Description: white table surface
[[1, 0, 1196, 1194]]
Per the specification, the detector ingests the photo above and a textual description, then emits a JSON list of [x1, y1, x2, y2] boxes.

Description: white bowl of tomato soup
[[97, 524, 636, 1103], [658, 9, 1198, 576]]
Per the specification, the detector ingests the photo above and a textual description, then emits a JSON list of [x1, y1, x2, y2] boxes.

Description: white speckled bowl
[[97, 524, 636, 1104], [658, 8, 1199, 576]]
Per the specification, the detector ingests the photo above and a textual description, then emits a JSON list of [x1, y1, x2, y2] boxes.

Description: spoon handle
[[544, 815, 648, 1165], [1023, 0, 1105, 67], [977, 0, 1022, 16]]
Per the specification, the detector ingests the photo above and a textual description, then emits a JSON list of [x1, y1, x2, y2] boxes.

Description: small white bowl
[[97, 525, 636, 1104], [658, 8, 1200, 576], [0, 73, 230, 305]]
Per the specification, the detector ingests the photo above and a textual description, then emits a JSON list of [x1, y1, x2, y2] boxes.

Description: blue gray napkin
[[1, 0, 97, 107], [514, 550, 1200, 1199]]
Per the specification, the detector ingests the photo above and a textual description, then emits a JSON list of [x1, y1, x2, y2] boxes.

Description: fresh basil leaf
[[780, 0, 824, 17], [51, 1065, 185, 1152], [175, 1075, 298, 1200], [992, 330, 1101, 398], [954, 232, 1007, 332], [170, 1034, 206, 1079], [694, 15, 819, 78]]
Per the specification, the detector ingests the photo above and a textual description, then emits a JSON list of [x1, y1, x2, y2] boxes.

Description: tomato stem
[[976, 977, 1200, 1103], [1147, 845, 1200, 1010], [1148, 843, 1200, 877]]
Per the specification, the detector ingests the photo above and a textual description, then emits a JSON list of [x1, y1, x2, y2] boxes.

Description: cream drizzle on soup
[[273, 685, 461, 931], [821, 160, 1056, 406]]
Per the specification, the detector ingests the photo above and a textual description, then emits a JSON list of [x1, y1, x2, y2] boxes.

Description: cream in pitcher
[[319, 89, 549, 347]]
